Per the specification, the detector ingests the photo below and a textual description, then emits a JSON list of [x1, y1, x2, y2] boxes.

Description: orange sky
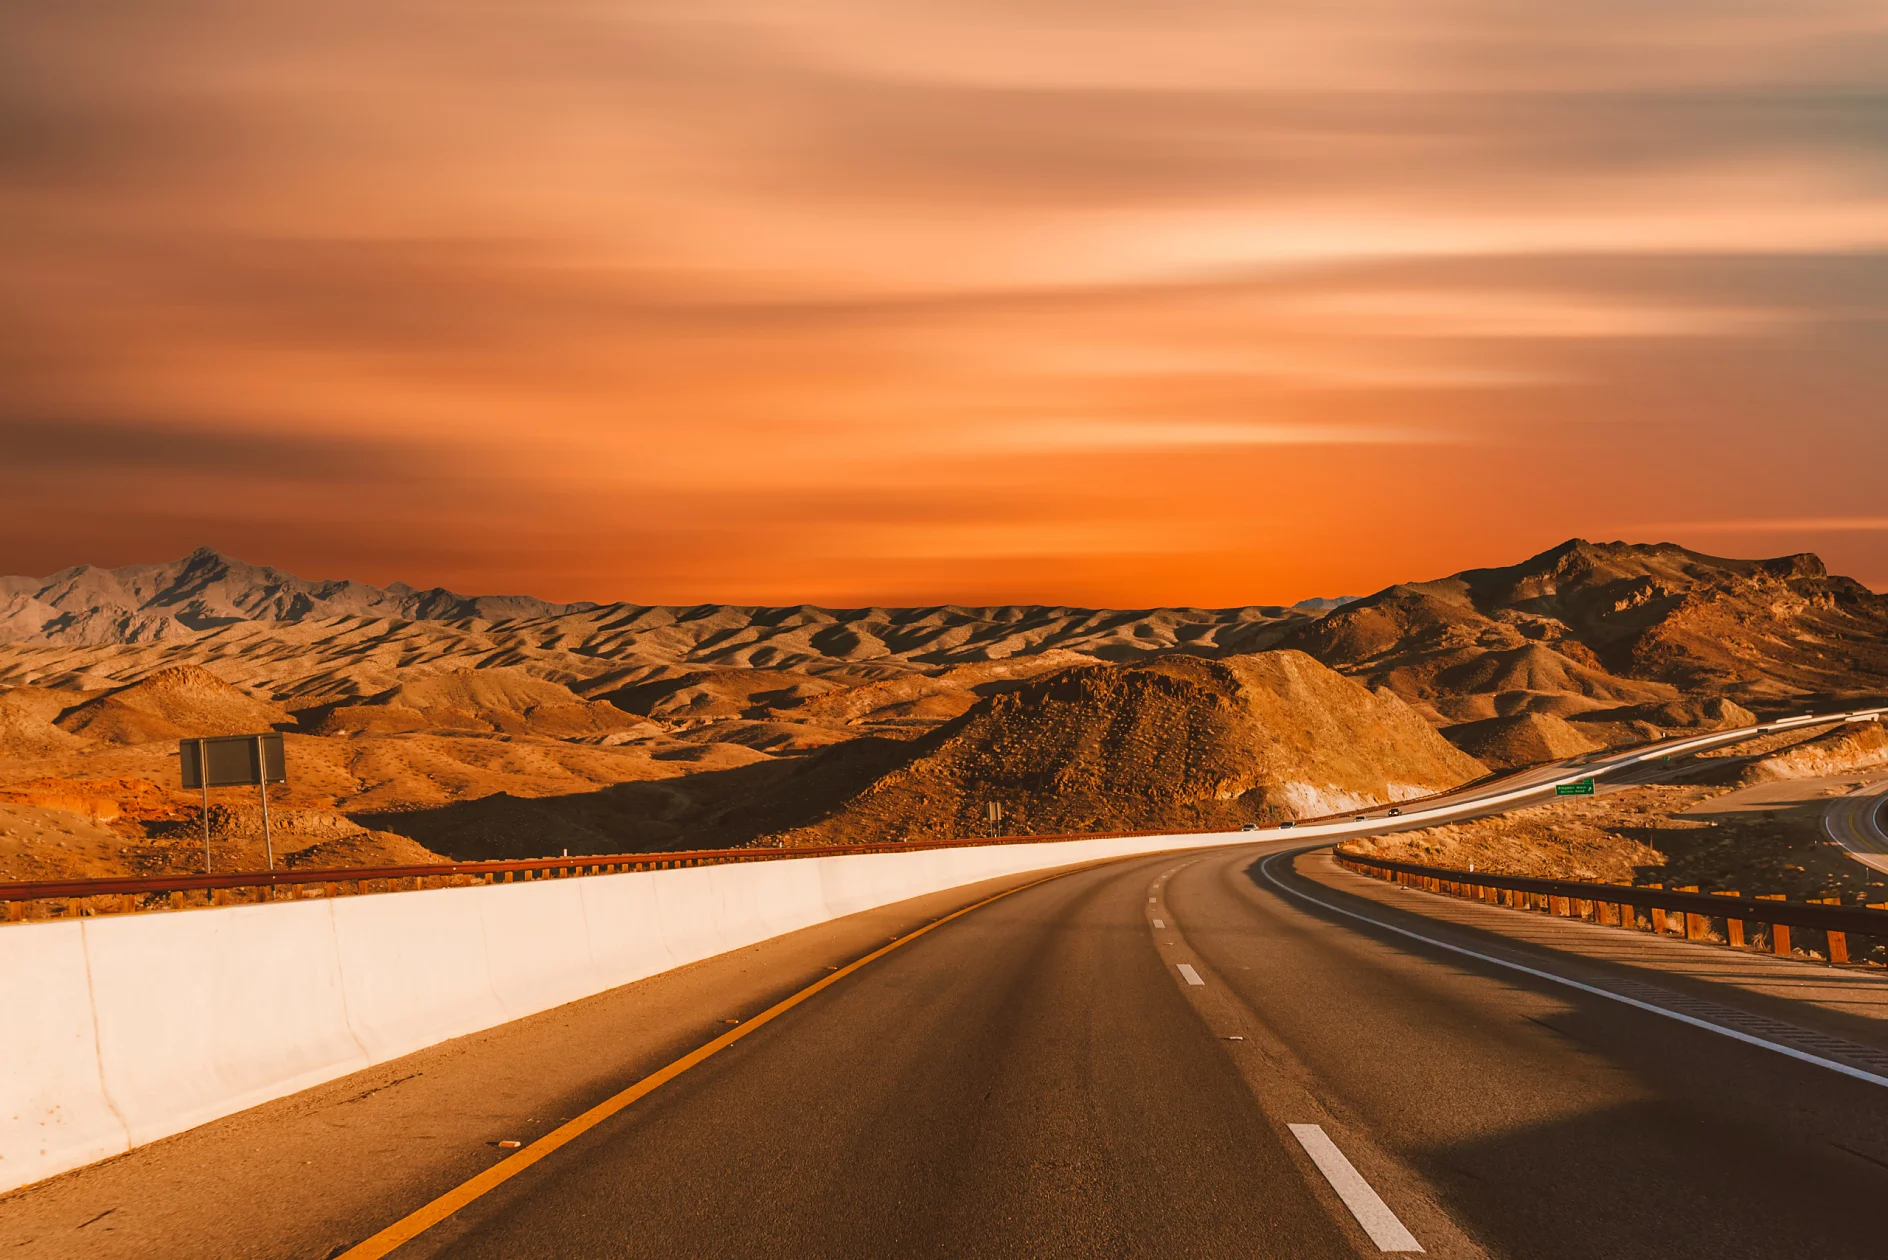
[[3, 1, 1886, 603]]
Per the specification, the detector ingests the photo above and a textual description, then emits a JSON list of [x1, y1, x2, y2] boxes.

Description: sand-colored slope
[[319, 667, 640, 740], [1442, 713, 1603, 771], [774, 651, 1487, 845], [0, 687, 88, 759], [55, 665, 287, 745]]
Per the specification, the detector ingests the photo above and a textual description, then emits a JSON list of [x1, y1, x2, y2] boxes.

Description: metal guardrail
[[0, 824, 1232, 921], [0, 763, 1527, 923], [1335, 850, 1888, 965], [0, 838, 1132, 918]]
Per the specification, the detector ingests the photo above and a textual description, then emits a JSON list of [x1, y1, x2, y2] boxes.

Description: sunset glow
[[4, 0, 1885, 600]]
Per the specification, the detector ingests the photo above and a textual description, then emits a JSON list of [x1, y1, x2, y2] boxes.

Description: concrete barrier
[[332, 885, 506, 1063], [0, 828, 1252, 1194], [86, 900, 368, 1147], [0, 921, 128, 1192], [580, 872, 676, 990]]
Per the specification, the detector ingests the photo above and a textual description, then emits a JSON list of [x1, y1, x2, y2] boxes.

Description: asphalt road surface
[[1825, 777, 1888, 875], [9, 711, 1886, 1258], [380, 842, 1888, 1260]]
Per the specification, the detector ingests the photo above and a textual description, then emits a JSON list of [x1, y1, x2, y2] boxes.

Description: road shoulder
[[1284, 848, 1888, 1055]]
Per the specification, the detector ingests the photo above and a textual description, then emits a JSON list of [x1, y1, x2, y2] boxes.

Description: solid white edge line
[[1177, 963, 1205, 986], [1259, 853, 1888, 1090], [1288, 1124, 1423, 1253]]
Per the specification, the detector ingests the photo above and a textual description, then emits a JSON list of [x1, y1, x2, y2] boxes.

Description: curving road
[[1824, 777, 1888, 876], [335, 708, 1888, 1259], [364, 841, 1888, 1259], [7, 708, 1887, 1258]]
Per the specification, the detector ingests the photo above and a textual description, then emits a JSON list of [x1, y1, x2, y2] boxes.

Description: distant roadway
[[1825, 777, 1888, 876]]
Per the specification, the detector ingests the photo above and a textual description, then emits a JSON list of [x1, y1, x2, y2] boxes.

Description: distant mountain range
[[0, 547, 592, 643], [0, 546, 1354, 648], [2, 540, 1884, 724]]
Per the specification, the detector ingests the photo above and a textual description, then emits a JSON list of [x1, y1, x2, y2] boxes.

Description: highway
[[330, 710, 1888, 1259], [1824, 777, 1888, 876], [6, 708, 1887, 1258], [353, 842, 1888, 1259]]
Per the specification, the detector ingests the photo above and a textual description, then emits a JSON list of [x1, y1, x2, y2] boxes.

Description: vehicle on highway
[[1278, 820, 1294, 829], [1355, 814, 1369, 822], [1387, 807, 1402, 817], [1240, 823, 1259, 832]]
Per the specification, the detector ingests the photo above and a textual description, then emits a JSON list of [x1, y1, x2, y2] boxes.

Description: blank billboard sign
[[179, 733, 287, 789]]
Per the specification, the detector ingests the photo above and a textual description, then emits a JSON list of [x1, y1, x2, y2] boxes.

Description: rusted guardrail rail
[[1336, 850, 1888, 966], [0, 771, 1510, 924], [0, 824, 1220, 922]]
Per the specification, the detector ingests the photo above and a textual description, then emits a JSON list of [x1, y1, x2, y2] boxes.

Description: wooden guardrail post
[[1814, 898, 1849, 963], [1678, 886, 1706, 940], [1758, 894, 1789, 956], [1713, 891, 1744, 947]]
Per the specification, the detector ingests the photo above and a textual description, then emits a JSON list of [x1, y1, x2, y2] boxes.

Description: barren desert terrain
[[2, 540, 1884, 881]]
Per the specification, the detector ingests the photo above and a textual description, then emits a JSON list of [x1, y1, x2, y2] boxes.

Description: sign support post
[[199, 738, 211, 874], [256, 733, 274, 871], [180, 733, 287, 877]]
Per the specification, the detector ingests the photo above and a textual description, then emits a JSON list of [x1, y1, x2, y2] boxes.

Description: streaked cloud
[[1, 0, 1884, 599], [1634, 518, 1888, 534], [972, 420, 1441, 453]]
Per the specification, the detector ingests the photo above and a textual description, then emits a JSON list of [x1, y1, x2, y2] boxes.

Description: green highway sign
[[1555, 779, 1596, 796]]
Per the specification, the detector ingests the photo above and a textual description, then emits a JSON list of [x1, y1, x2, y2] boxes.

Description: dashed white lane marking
[[1177, 963, 1205, 986], [1258, 852, 1888, 1091], [1288, 1124, 1423, 1253], [1153, 918, 1165, 929]]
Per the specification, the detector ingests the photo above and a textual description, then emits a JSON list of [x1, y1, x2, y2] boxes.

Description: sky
[[2, 0, 1885, 605]]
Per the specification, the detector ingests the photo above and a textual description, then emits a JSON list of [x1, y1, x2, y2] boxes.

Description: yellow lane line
[[337, 863, 1110, 1258]]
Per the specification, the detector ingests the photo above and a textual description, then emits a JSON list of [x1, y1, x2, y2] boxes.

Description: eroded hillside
[[0, 539, 1882, 878]]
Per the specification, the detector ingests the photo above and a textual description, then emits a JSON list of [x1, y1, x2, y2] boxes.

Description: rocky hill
[[52, 665, 289, 747], [768, 651, 1487, 846], [1280, 539, 1888, 723]]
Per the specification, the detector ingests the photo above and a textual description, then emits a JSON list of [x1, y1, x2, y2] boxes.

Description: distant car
[[1387, 808, 1402, 817], [1355, 815, 1369, 822], [1240, 823, 1259, 832], [1279, 820, 1295, 829]]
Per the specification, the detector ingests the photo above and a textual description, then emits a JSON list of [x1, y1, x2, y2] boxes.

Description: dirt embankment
[[1344, 776, 1888, 906], [1739, 720, 1888, 783]]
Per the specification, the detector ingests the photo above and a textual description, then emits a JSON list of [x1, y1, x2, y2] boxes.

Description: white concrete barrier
[[0, 828, 1254, 1194], [580, 872, 675, 990], [0, 922, 128, 1192], [331, 886, 506, 1063], [86, 900, 367, 1147]]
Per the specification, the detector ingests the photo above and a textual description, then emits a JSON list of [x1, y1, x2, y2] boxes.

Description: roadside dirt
[[1346, 773, 1888, 904]]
